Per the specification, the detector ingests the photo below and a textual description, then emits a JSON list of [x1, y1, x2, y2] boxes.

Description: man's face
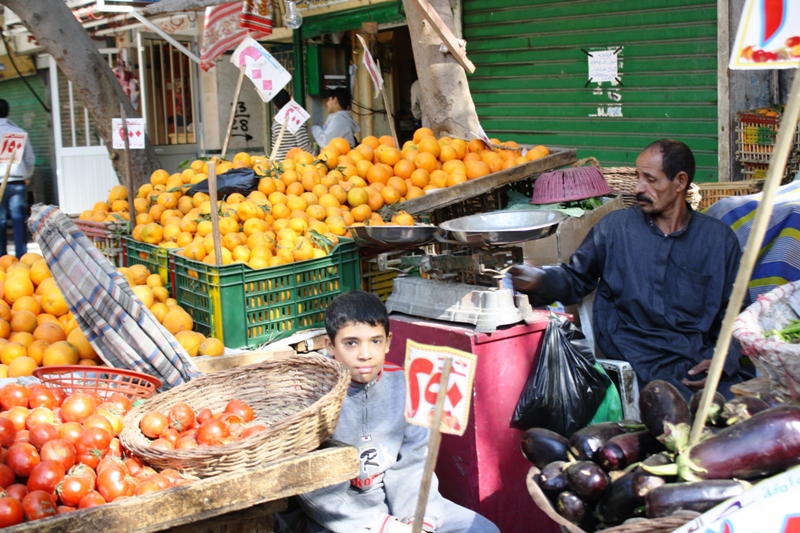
[[326, 321, 392, 384], [326, 96, 338, 114], [633, 148, 686, 216]]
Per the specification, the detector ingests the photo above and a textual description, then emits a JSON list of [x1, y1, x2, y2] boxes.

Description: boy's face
[[326, 321, 392, 384]]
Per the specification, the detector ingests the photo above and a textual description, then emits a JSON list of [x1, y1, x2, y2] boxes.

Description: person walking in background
[[410, 79, 430, 129], [271, 89, 314, 160], [0, 99, 34, 258], [312, 88, 360, 150]]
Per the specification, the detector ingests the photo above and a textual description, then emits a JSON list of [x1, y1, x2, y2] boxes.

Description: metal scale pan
[[438, 210, 566, 247], [346, 225, 442, 247]]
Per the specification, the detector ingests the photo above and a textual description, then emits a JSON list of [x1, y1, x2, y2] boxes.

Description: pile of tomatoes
[[139, 399, 264, 450], [0, 382, 192, 526]]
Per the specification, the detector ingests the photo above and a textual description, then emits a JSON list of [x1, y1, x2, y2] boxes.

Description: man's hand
[[509, 264, 544, 293], [681, 359, 711, 390], [386, 520, 413, 533]]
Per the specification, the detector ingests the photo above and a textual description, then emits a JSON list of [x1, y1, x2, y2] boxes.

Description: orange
[[319, 193, 340, 209], [162, 308, 194, 335], [318, 149, 339, 169], [8, 357, 37, 377], [367, 188, 385, 211], [10, 310, 37, 334], [132, 285, 154, 308], [4, 276, 34, 305], [447, 173, 468, 187], [307, 205, 327, 221], [379, 147, 402, 166], [329, 137, 351, 156], [286, 182, 305, 197], [198, 337, 225, 357], [351, 204, 372, 222], [378, 135, 395, 147], [150, 169, 169, 185], [67, 327, 99, 361], [218, 217, 239, 236], [406, 186, 425, 199], [356, 160, 374, 180], [392, 211, 415, 225], [361, 136, 380, 150], [19, 253, 42, 267], [439, 144, 458, 163], [466, 161, 491, 180], [430, 170, 449, 189], [393, 160, 416, 180], [27, 340, 48, 365], [311, 183, 329, 199], [33, 322, 67, 344], [386, 176, 409, 197], [0, 302, 10, 322], [413, 152, 438, 173], [329, 185, 347, 205], [371, 182, 385, 192], [355, 144, 375, 162], [12, 296, 41, 316], [0, 319, 8, 339], [410, 169, 431, 189], [175, 331, 204, 357], [417, 136, 441, 158], [381, 186, 401, 205], [468, 139, 486, 153], [0, 256, 18, 270], [301, 173, 321, 192], [140, 223, 164, 245], [442, 160, 467, 174], [413, 128, 435, 144], [347, 188, 369, 208], [42, 341, 80, 366], [258, 178, 278, 196], [366, 165, 392, 186], [301, 192, 319, 207], [0, 342, 26, 366], [488, 158, 504, 173]]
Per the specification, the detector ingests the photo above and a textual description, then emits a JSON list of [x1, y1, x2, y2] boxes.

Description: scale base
[[385, 277, 534, 333]]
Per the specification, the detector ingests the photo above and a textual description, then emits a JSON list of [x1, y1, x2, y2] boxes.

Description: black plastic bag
[[512, 314, 610, 437], [187, 168, 258, 197]]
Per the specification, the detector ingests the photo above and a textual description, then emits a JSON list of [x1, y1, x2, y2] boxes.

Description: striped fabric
[[28, 205, 201, 389], [240, 0, 273, 34], [706, 180, 800, 302], [271, 119, 313, 161], [200, 2, 270, 72]]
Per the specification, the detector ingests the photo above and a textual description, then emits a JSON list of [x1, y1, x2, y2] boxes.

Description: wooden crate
[[697, 180, 756, 209]]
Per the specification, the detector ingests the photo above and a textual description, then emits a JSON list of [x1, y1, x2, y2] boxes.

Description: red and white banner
[[200, 2, 271, 72], [240, 0, 273, 34], [730, 0, 800, 69], [404, 340, 476, 437], [356, 34, 383, 97], [275, 100, 311, 135]]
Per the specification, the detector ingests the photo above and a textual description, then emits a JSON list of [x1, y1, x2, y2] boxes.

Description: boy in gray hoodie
[[286, 291, 499, 533], [312, 88, 361, 150]]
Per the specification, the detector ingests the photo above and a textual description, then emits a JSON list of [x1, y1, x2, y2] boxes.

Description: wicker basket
[[697, 181, 756, 210], [526, 466, 698, 533], [120, 355, 349, 478], [33, 366, 161, 402]]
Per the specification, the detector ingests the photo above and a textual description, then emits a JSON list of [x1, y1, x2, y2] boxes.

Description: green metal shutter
[[463, 0, 719, 182], [0, 75, 56, 202]]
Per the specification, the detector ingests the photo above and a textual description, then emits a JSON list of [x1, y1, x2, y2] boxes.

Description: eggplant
[[521, 428, 570, 468], [639, 380, 692, 452], [689, 390, 726, 426], [556, 491, 586, 525], [569, 422, 627, 461], [538, 461, 570, 495], [566, 461, 609, 501], [597, 430, 664, 471], [631, 453, 674, 500], [678, 405, 800, 481], [761, 392, 786, 408], [645, 481, 747, 518], [594, 472, 641, 525], [721, 396, 769, 426]]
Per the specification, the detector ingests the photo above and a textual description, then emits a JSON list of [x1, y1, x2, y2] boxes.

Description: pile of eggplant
[[523, 380, 800, 531]]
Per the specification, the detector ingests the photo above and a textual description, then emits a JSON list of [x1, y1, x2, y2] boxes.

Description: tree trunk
[[0, 0, 161, 191], [402, 0, 480, 140]]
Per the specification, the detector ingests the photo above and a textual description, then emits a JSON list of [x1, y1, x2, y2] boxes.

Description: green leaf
[[177, 159, 191, 170], [307, 229, 334, 252]]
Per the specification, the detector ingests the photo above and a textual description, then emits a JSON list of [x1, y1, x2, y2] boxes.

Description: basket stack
[[735, 110, 800, 184], [120, 355, 349, 478]]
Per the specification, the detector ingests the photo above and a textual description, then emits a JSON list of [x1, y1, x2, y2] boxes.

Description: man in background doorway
[[0, 99, 34, 258], [312, 88, 360, 149], [410, 79, 430, 129]]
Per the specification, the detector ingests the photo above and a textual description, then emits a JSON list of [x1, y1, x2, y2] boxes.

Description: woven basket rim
[[120, 355, 348, 465]]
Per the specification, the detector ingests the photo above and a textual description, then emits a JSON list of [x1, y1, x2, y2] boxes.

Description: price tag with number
[[0, 133, 28, 165], [404, 340, 476, 436]]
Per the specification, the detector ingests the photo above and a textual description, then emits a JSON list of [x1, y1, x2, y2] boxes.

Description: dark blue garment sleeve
[[716, 231, 749, 378], [526, 226, 604, 307]]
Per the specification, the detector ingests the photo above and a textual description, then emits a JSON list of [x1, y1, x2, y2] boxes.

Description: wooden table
[[7, 443, 358, 533]]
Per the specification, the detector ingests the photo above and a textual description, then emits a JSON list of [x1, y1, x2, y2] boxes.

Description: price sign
[[111, 118, 145, 149], [231, 37, 291, 103], [404, 340, 476, 436], [275, 100, 311, 135], [730, 0, 800, 69], [0, 133, 27, 165], [356, 34, 383, 97]]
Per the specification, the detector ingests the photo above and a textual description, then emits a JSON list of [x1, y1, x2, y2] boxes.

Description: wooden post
[[221, 69, 245, 160], [689, 72, 800, 446], [0, 148, 17, 204], [408, 0, 475, 73], [411, 357, 453, 533], [270, 119, 288, 163], [206, 161, 223, 266], [119, 104, 134, 198], [377, 60, 400, 149]]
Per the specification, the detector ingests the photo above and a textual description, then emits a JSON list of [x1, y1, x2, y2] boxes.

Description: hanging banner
[[274, 100, 311, 135], [730, 0, 800, 69], [404, 340, 476, 436], [0, 132, 27, 165], [111, 119, 145, 150], [231, 37, 292, 102], [356, 34, 383, 97]]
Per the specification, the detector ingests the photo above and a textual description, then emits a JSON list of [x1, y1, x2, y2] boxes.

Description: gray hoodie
[[298, 362, 445, 532], [312, 110, 361, 149]]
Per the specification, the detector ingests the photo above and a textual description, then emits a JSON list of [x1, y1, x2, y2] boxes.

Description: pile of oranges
[[0, 254, 100, 378], [77, 185, 131, 223], [116, 264, 223, 357], [128, 128, 549, 270]]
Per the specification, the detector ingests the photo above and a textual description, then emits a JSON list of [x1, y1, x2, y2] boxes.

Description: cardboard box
[[522, 195, 625, 266]]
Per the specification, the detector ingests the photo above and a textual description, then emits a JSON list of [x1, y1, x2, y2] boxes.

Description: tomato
[[78, 490, 105, 509], [57, 505, 76, 514], [196, 408, 213, 425], [12, 430, 30, 445], [25, 407, 56, 431], [83, 415, 114, 436], [94, 403, 124, 436], [242, 424, 267, 439], [22, 490, 57, 521], [27, 460, 66, 493], [75, 427, 112, 456], [5, 484, 27, 502], [96, 464, 135, 502], [49, 387, 66, 408], [76, 453, 100, 470], [40, 439, 77, 471], [96, 456, 124, 475], [175, 436, 199, 449], [28, 387, 58, 410], [145, 473, 171, 490], [752, 49, 768, 62], [149, 438, 174, 450], [57, 422, 84, 444], [158, 469, 183, 487], [0, 464, 15, 488], [196, 419, 229, 446], [179, 428, 198, 440], [7, 443, 40, 478], [134, 479, 163, 496], [29, 423, 59, 451], [160, 428, 180, 446], [140, 412, 169, 439], [224, 400, 255, 422], [6, 407, 29, 432], [787, 36, 800, 48], [57, 475, 94, 507], [60, 393, 98, 424], [107, 393, 132, 415], [123, 457, 144, 477], [0, 384, 30, 411], [0, 496, 24, 527], [107, 438, 122, 458], [135, 466, 157, 480], [0, 418, 17, 447], [168, 403, 196, 432], [67, 463, 97, 486]]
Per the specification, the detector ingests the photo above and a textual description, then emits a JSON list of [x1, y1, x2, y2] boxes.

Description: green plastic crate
[[123, 237, 173, 293], [171, 239, 360, 349]]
